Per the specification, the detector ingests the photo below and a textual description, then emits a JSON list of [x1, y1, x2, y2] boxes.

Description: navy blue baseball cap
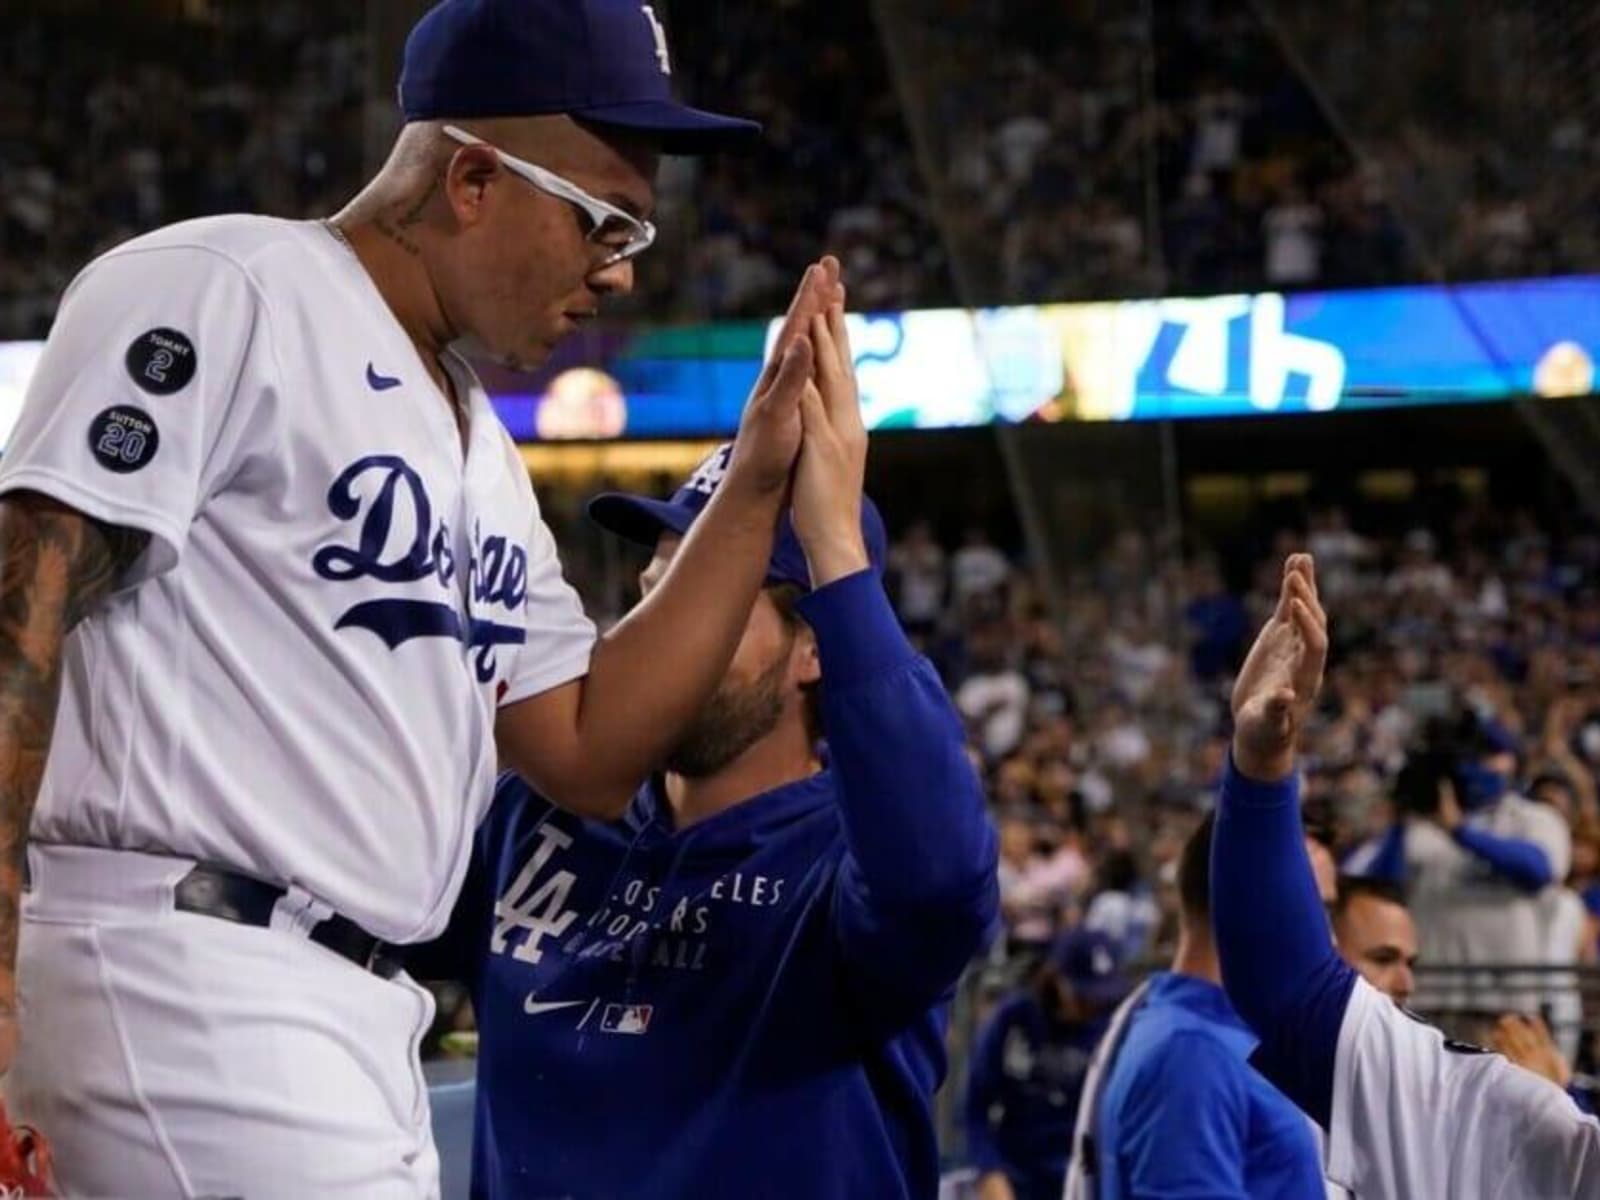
[[589, 444, 888, 592], [399, 0, 761, 153], [1049, 928, 1129, 1007]]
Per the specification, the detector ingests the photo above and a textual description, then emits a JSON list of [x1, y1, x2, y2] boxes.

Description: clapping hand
[[1232, 554, 1328, 782]]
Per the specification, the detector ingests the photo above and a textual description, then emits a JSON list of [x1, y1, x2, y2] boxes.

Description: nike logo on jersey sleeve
[[366, 363, 403, 391], [524, 997, 589, 1017]]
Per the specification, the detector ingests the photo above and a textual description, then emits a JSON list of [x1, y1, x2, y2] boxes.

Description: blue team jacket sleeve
[[1119, 1030, 1251, 1199], [1451, 825, 1553, 891], [796, 570, 1000, 1015], [1212, 760, 1357, 1128], [961, 1004, 1013, 1174]]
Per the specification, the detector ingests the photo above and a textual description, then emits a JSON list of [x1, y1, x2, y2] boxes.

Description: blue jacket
[[1093, 972, 1323, 1199], [423, 570, 999, 1199], [963, 993, 1106, 1181]]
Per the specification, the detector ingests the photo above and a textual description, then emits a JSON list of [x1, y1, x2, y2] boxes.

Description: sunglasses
[[442, 125, 657, 265]]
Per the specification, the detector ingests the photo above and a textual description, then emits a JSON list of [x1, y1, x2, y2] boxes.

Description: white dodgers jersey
[[0, 216, 596, 942], [1326, 978, 1600, 1198]]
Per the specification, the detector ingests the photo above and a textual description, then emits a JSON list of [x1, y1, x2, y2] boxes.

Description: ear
[[792, 624, 821, 688], [444, 146, 502, 228]]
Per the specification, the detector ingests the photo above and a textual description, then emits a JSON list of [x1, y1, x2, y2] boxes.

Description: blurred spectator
[[964, 929, 1128, 1200], [1106, 615, 1176, 707], [1183, 556, 1247, 682], [1331, 877, 1419, 1007], [953, 528, 1013, 616], [998, 813, 1078, 956], [888, 518, 947, 638], [1262, 183, 1324, 286], [1082, 850, 1159, 965], [957, 623, 1032, 761], [1306, 507, 1376, 602], [1362, 716, 1571, 1016]]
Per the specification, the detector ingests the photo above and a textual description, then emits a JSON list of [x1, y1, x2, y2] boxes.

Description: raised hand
[[1488, 1013, 1572, 1088], [792, 282, 869, 586], [724, 257, 842, 499], [1232, 553, 1328, 782]]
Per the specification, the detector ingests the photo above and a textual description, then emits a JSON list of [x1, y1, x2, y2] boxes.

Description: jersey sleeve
[[0, 244, 266, 580], [1326, 977, 1600, 1196], [1212, 762, 1356, 1126], [802, 570, 999, 1022], [498, 480, 596, 708]]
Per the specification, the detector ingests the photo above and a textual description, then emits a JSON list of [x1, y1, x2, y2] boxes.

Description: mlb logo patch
[[600, 1004, 653, 1035]]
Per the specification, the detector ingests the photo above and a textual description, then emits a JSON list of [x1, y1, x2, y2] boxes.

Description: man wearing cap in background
[[413, 308, 999, 1199], [963, 928, 1127, 1200], [0, 0, 849, 1194], [1063, 813, 1323, 1199]]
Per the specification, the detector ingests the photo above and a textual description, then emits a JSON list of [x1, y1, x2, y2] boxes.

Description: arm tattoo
[[0, 493, 148, 1014]]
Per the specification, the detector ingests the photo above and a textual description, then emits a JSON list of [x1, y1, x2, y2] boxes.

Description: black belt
[[174, 864, 402, 980]]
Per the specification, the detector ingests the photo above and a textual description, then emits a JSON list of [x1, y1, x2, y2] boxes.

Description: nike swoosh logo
[[366, 363, 402, 391], [523, 997, 588, 1017]]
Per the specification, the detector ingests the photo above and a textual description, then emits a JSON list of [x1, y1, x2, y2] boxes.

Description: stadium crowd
[[8, 1, 1599, 338], [898, 502, 1600, 975], [543, 477, 1600, 1072], [0, 3, 367, 339], [894, 498, 1600, 1191]]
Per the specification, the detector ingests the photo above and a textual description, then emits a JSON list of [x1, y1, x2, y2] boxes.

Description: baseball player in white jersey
[[1210, 555, 1600, 1198], [0, 1, 850, 1195]]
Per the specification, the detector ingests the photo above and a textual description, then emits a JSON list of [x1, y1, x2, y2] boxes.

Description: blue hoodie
[[422, 570, 999, 1199]]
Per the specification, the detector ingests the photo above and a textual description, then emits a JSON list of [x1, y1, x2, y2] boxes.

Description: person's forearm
[[0, 495, 146, 1017], [573, 481, 785, 812], [1212, 758, 1356, 1126], [1452, 825, 1553, 891]]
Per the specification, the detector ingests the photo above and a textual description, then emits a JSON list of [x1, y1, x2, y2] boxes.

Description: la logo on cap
[[684, 444, 733, 497], [641, 4, 671, 75]]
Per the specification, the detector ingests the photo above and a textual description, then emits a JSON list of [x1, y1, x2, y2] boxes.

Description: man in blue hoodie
[[418, 300, 999, 1199]]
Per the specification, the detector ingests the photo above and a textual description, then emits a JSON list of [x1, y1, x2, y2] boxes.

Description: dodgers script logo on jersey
[[312, 454, 527, 681]]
